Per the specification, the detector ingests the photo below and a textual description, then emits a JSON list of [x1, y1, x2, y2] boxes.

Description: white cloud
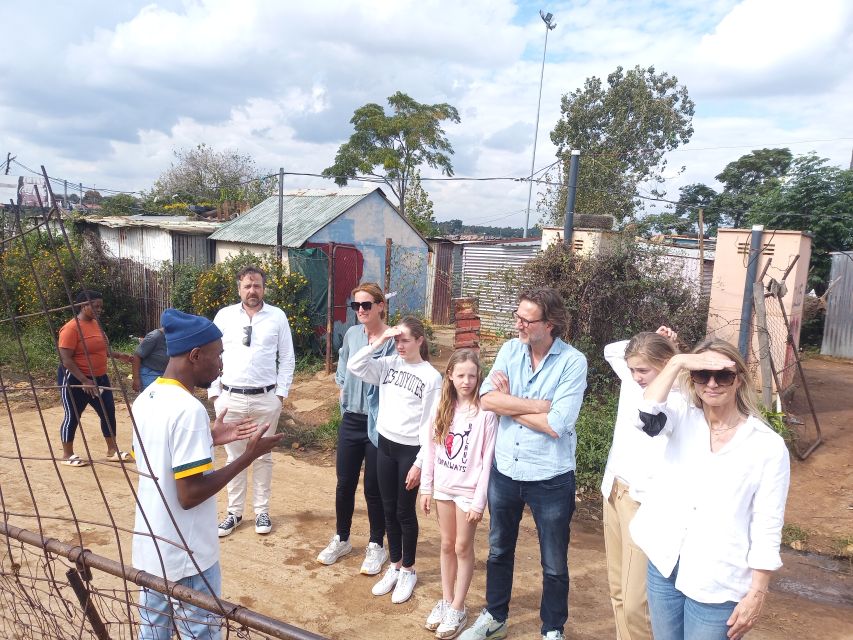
[[1, 0, 851, 231]]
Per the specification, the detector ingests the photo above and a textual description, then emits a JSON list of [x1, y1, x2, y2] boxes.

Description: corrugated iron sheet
[[461, 244, 540, 335], [821, 252, 853, 358], [172, 233, 214, 266], [209, 190, 371, 247]]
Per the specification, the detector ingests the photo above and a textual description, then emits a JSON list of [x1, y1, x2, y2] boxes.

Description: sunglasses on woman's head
[[350, 301, 374, 311], [690, 370, 737, 386]]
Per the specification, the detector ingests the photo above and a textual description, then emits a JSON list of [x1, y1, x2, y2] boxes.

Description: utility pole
[[562, 150, 580, 249], [4, 152, 14, 174], [64, 180, 68, 209], [276, 167, 284, 265], [523, 10, 557, 238], [698, 208, 705, 286]]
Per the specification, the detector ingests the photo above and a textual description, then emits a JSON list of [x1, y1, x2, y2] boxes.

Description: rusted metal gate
[[430, 241, 454, 325]]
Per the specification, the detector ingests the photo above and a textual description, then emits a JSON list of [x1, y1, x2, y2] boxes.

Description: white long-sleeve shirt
[[600, 340, 678, 502], [347, 344, 442, 447], [208, 301, 295, 398], [629, 400, 790, 604]]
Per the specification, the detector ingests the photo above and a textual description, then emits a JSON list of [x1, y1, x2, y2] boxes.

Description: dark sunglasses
[[242, 325, 252, 347], [690, 369, 737, 386], [350, 301, 376, 312]]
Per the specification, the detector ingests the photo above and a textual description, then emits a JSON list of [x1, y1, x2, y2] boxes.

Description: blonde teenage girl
[[348, 316, 442, 604], [601, 327, 679, 640], [420, 349, 497, 639]]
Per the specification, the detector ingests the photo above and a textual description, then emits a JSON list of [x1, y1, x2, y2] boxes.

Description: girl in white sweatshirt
[[348, 316, 442, 605]]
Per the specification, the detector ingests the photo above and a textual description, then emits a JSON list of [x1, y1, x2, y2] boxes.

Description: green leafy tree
[[715, 148, 793, 227], [146, 143, 275, 208], [642, 183, 718, 235], [100, 193, 139, 216], [750, 154, 853, 292], [83, 189, 103, 206], [322, 91, 460, 220], [402, 170, 437, 236], [548, 65, 694, 224]]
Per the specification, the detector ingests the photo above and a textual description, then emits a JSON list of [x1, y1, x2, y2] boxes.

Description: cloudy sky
[[1, 0, 851, 229]]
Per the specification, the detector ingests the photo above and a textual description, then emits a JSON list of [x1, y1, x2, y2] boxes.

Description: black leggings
[[335, 411, 385, 545], [376, 434, 420, 567], [59, 369, 116, 444]]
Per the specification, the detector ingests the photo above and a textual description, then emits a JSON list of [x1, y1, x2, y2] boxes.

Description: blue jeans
[[646, 560, 736, 640], [138, 562, 223, 640], [485, 467, 575, 635], [139, 365, 164, 391]]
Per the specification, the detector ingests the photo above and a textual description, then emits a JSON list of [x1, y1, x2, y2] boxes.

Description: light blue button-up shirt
[[480, 337, 587, 481]]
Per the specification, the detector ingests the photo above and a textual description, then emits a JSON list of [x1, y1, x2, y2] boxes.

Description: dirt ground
[[0, 348, 851, 639]]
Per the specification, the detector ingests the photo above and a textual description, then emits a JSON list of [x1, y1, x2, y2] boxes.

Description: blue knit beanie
[[162, 308, 223, 356]]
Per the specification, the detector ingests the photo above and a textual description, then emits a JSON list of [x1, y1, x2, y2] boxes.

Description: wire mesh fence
[[0, 174, 326, 639]]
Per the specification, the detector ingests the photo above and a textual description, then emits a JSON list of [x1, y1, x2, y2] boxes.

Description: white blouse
[[629, 401, 790, 604]]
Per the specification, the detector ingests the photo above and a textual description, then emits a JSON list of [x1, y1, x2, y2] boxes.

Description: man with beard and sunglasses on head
[[208, 266, 295, 539], [132, 309, 283, 640]]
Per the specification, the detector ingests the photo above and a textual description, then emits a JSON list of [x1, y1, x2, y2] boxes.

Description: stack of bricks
[[453, 297, 480, 353]]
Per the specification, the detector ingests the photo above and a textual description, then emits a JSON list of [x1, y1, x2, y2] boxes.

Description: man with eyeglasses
[[208, 265, 295, 538], [461, 287, 587, 640]]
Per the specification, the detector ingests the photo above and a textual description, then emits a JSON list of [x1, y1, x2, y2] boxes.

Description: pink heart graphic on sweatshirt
[[444, 429, 470, 460]]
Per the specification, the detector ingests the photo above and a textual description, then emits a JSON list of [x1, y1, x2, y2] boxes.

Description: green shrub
[[574, 392, 618, 493], [521, 237, 710, 396]]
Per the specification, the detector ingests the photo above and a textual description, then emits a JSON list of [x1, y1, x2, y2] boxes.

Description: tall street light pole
[[523, 10, 556, 238]]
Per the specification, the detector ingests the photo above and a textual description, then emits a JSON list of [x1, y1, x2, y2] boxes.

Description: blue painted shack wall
[[307, 190, 429, 346]]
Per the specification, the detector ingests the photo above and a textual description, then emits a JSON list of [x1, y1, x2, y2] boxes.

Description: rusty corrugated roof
[[209, 188, 380, 247]]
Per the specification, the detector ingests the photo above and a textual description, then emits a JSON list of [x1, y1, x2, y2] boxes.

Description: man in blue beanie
[[131, 308, 284, 640]]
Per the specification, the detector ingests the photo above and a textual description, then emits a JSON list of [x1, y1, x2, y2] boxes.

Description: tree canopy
[[546, 65, 694, 224], [715, 148, 793, 227], [322, 91, 460, 222], [750, 153, 853, 291], [146, 143, 274, 208], [402, 170, 437, 236]]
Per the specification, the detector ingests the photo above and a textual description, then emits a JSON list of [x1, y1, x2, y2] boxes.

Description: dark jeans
[[335, 411, 385, 545], [59, 368, 117, 444], [376, 434, 420, 567], [485, 467, 576, 635]]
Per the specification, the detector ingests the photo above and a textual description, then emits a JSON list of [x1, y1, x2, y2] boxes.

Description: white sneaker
[[371, 566, 400, 596], [426, 599, 450, 631], [360, 542, 388, 575], [317, 534, 353, 565], [436, 606, 468, 639], [458, 609, 507, 640], [391, 568, 417, 604], [542, 632, 564, 640]]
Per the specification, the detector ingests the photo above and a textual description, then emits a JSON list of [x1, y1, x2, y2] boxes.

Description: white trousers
[[214, 390, 282, 517]]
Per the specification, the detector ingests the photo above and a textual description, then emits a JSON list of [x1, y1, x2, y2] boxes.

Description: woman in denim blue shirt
[[317, 282, 394, 577]]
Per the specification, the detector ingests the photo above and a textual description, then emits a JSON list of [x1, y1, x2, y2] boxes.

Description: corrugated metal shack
[[79, 215, 220, 331], [210, 187, 429, 347], [82, 215, 219, 267], [821, 251, 853, 359], [460, 239, 541, 335]]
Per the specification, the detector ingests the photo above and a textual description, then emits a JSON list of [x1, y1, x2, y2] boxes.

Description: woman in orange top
[[58, 290, 133, 466]]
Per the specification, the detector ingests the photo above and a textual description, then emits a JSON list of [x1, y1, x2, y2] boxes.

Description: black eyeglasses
[[512, 311, 545, 329], [242, 325, 252, 347], [350, 301, 375, 312], [690, 369, 737, 387]]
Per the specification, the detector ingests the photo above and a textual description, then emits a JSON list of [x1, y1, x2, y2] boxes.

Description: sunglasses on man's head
[[350, 301, 375, 311], [690, 369, 737, 386], [242, 325, 252, 347]]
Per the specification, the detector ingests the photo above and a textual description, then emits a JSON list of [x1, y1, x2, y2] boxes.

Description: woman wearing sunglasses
[[629, 338, 790, 640], [317, 283, 393, 577]]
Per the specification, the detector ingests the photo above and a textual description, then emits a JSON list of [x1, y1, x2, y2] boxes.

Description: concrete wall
[[214, 240, 275, 264]]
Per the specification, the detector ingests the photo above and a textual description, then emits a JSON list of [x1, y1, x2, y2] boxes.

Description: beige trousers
[[603, 478, 652, 640], [215, 390, 282, 517]]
